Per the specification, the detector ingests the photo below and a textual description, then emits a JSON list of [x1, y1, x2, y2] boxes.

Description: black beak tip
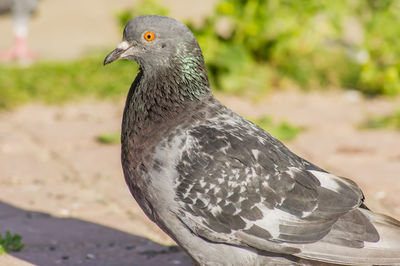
[[104, 48, 122, 66], [103, 54, 113, 66]]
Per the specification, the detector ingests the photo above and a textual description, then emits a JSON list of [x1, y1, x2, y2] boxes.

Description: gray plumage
[[104, 15, 400, 266]]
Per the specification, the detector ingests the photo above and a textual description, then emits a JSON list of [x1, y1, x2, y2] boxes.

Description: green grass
[[0, 53, 138, 109], [361, 111, 400, 130], [0, 231, 25, 255], [250, 116, 304, 141]]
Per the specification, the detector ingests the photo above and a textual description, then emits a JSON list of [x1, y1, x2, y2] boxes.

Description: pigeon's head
[[104, 15, 203, 71]]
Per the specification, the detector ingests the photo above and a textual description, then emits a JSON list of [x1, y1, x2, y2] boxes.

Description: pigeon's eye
[[144, 31, 155, 42]]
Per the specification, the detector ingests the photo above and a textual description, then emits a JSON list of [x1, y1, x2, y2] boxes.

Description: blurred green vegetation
[[250, 116, 304, 141], [195, 0, 400, 96], [0, 231, 24, 255], [361, 111, 400, 130], [96, 133, 121, 144], [0, 54, 138, 109]]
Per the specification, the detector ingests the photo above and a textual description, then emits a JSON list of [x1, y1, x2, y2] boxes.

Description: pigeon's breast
[[122, 119, 196, 218]]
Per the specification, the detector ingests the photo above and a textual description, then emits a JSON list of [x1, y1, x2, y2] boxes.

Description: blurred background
[[0, 0, 400, 265]]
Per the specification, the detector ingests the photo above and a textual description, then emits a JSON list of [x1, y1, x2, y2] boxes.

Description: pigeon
[[0, 0, 38, 61], [104, 15, 400, 266]]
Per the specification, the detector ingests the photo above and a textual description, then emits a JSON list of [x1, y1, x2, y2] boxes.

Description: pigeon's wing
[[173, 118, 378, 256]]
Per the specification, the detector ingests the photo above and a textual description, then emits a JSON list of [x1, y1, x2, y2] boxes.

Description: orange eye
[[144, 31, 155, 42]]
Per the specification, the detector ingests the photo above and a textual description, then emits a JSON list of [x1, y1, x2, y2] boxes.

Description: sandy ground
[[0, 90, 400, 266], [1, 1, 400, 265]]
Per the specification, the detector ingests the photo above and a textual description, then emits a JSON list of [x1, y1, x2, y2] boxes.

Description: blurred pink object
[[0, 0, 38, 62]]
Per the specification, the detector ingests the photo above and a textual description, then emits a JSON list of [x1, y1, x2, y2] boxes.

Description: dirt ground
[[1, 1, 400, 266]]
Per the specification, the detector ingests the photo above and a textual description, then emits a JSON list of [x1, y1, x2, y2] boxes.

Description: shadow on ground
[[0, 202, 192, 266]]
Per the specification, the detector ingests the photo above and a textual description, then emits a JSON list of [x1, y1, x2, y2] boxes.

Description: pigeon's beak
[[104, 41, 132, 65]]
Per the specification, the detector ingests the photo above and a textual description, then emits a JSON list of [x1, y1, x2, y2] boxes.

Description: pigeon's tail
[[356, 209, 400, 264], [295, 208, 400, 265]]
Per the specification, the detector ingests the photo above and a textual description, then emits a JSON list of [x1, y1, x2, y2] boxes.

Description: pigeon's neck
[[122, 59, 210, 142]]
